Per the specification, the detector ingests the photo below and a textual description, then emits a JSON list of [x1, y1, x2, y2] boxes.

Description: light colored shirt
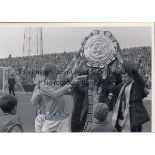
[[31, 80, 72, 132]]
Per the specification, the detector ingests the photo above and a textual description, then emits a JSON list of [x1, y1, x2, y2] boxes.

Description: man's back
[[0, 113, 23, 132], [86, 121, 114, 132]]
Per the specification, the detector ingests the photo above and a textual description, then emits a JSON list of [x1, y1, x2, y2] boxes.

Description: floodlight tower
[[22, 27, 43, 56]]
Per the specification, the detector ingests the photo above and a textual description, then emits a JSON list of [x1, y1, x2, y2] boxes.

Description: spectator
[[86, 103, 114, 132], [0, 95, 24, 132], [8, 74, 16, 96]]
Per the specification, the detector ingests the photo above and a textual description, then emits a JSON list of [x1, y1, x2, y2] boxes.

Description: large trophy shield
[[81, 30, 120, 69]]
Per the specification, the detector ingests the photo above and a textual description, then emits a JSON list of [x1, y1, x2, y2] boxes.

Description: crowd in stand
[[0, 52, 74, 85], [0, 47, 151, 88]]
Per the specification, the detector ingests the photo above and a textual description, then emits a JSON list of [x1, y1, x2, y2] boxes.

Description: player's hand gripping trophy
[[59, 47, 88, 85]]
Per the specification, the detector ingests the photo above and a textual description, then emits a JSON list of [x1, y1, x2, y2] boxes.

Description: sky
[[0, 26, 152, 58]]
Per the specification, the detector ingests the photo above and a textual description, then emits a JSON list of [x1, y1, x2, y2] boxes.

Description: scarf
[[112, 81, 133, 132]]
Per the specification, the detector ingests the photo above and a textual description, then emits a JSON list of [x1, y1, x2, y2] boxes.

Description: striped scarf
[[112, 81, 133, 132]]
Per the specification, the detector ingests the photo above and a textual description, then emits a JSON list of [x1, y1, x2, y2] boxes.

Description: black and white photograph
[[0, 23, 152, 132]]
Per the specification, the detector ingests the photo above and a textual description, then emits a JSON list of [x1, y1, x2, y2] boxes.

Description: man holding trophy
[[70, 30, 150, 132]]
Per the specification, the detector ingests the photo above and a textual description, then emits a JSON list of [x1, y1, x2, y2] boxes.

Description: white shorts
[[42, 117, 70, 132], [35, 114, 45, 132]]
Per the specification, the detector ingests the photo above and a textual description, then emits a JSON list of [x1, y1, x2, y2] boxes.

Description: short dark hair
[[0, 95, 17, 113]]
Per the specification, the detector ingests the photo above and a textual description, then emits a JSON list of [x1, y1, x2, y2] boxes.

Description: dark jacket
[[100, 63, 150, 127], [71, 84, 88, 132], [8, 78, 15, 88]]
